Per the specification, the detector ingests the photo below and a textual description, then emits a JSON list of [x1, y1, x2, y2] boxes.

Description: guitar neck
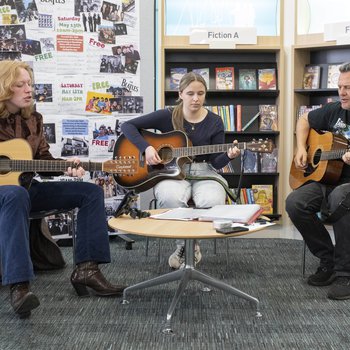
[[321, 148, 350, 161], [7, 160, 103, 172], [173, 142, 256, 157]]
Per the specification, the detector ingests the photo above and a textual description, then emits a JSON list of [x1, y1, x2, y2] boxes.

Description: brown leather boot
[[10, 282, 40, 318], [70, 261, 126, 297]]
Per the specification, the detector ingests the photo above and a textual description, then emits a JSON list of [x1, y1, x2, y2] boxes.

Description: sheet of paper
[[150, 208, 207, 221]]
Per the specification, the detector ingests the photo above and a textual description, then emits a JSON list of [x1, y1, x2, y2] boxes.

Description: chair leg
[[146, 197, 158, 258], [213, 239, 217, 254], [301, 240, 307, 278], [226, 239, 230, 268], [145, 237, 149, 256], [157, 239, 161, 263], [70, 210, 77, 267]]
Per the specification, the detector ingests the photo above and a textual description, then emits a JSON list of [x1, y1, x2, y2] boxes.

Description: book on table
[[150, 204, 264, 225]]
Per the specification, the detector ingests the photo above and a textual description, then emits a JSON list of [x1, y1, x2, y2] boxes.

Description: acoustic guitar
[[113, 129, 273, 193], [0, 138, 137, 187], [289, 129, 349, 190]]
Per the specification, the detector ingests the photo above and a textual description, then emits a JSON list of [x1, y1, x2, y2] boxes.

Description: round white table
[[108, 209, 268, 334]]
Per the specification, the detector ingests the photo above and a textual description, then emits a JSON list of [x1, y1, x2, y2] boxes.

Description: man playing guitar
[[286, 62, 350, 300]]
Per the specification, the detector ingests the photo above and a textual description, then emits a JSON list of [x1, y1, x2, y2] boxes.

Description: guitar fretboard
[[0, 160, 103, 172], [173, 142, 259, 157], [320, 148, 350, 161]]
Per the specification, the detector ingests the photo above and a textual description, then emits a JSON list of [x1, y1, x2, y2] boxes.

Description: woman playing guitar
[[121, 72, 241, 270]]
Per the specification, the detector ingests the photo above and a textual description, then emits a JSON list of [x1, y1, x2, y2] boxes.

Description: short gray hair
[[339, 62, 350, 73]]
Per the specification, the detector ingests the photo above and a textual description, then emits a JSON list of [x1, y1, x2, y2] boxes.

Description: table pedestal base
[[122, 239, 261, 333]]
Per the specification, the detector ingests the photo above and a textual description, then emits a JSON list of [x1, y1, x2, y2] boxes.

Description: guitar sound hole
[[313, 149, 322, 165], [158, 147, 173, 163]]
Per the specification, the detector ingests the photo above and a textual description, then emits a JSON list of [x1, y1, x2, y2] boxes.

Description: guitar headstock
[[245, 139, 274, 153], [103, 157, 138, 175]]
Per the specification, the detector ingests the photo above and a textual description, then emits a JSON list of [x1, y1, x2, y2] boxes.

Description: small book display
[[258, 68, 277, 90], [260, 148, 278, 173], [251, 184, 273, 214], [302, 65, 321, 89], [192, 68, 210, 89], [170, 68, 187, 90], [238, 69, 257, 90], [242, 150, 258, 173], [215, 67, 234, 90], [327, 64, 342, 89], [297, 105, 322, 119], [259, 104, 278, 131]]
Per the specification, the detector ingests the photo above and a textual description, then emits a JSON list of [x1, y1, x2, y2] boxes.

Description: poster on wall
[[0, 0, 141, 232]]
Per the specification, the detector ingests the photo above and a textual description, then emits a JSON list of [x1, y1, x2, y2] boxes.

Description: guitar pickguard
[[148, 158, 181, 177]]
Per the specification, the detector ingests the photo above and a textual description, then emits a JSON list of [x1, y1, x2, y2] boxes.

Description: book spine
[[236, 104, 242, 131], [229, 104, 235, 131], [242, 188, 248, 204], [225, 105, 231, 131]]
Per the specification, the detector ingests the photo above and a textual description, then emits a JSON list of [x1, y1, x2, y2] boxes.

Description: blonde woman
[[121, 72, 240, 269], [0, 60, 126, 318]]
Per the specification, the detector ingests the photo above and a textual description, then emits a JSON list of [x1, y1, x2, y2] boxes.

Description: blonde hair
[[172, 72, 207, 131], [0, 60, 34, 119]]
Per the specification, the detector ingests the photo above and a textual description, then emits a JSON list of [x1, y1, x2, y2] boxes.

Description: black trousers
[[286, 181, 350, 275]]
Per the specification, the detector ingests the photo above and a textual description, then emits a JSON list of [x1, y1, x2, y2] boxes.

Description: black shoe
[[307, 266, 336, 286], [327, 277, 350, 300], [10, 283, 40, 318]]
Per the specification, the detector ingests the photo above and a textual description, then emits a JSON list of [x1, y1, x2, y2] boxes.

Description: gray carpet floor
[[0, 237, 349, 350]]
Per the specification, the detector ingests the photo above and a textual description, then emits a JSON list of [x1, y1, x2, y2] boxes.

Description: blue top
[[121, 108, 232, 169]]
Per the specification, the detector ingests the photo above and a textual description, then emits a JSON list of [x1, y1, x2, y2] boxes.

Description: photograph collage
[[0, 0, 141, 227]]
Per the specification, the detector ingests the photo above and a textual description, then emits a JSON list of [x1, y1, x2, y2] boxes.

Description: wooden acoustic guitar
[[113, 129, 273, 193], [289, 129, 349, 190], [0, 138, 137, 187]]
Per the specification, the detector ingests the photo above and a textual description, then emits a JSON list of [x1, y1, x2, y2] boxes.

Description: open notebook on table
[[150, 204, 264, 225]]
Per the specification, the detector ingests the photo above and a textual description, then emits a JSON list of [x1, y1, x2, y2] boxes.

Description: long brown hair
[[0, 60, 34, 119], [172, 72, 207, 131]]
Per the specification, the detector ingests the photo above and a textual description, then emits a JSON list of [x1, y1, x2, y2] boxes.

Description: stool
[[301, 223, 334, 278]]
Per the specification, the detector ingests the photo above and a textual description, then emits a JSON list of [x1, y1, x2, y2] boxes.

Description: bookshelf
[[292, 44, 350, 131], [160, 44, 283, 219]]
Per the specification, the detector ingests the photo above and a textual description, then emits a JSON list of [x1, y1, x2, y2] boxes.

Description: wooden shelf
[[159, 0, 284, 221], [294, 88, 338, 95], [165, 89, 280, 97]]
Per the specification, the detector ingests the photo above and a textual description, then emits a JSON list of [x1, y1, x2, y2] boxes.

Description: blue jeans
[[285, 181, 350, 275], [0, 181, 111, 285]]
